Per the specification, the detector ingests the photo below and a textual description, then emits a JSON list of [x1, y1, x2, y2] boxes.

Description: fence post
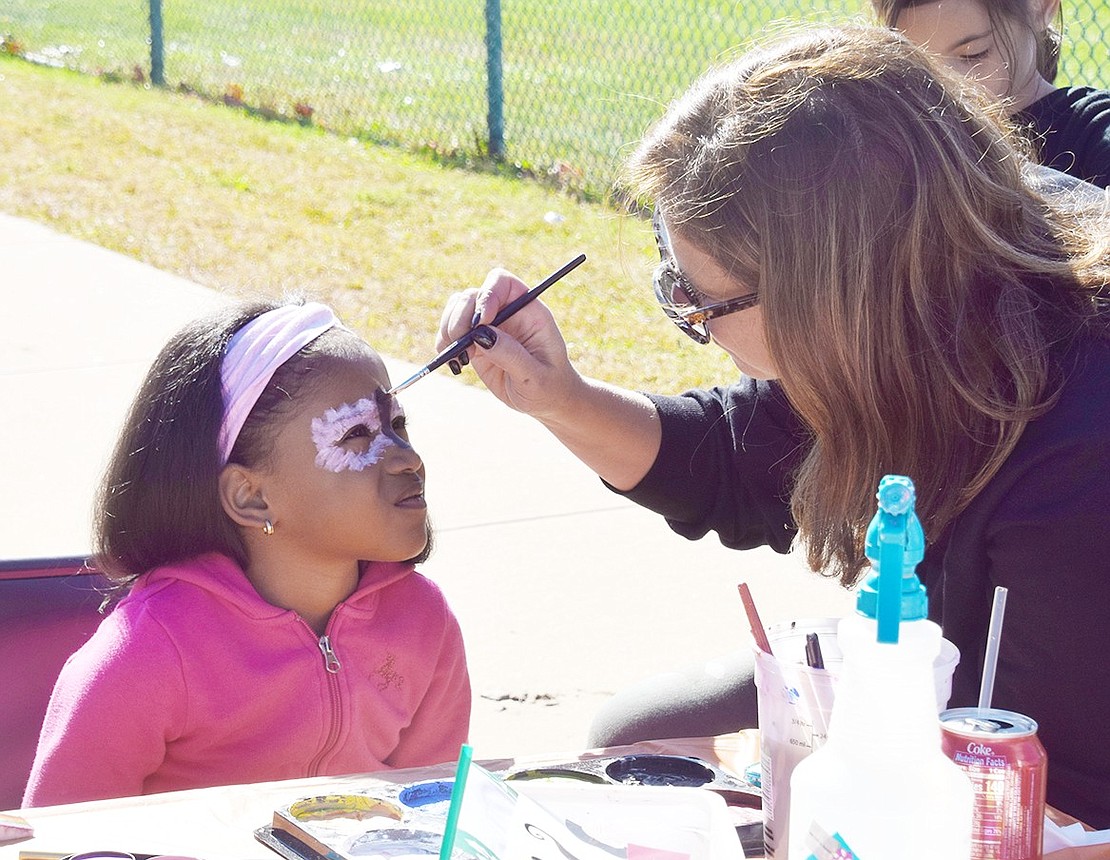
[[149, 0, 165, 86], [484, 0, 505, 160]]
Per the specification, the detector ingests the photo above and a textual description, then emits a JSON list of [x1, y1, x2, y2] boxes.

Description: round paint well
[[604, 755, 716, 787], [398, 779, 454, 808]]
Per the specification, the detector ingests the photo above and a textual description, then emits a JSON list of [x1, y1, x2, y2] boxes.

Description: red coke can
[[940, 707, 1047, 860]]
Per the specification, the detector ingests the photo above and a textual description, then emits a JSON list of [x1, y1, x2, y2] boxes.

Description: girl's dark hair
[[93, 299, 346, 584]]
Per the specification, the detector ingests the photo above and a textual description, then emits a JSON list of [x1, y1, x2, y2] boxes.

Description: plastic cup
[[753, 617, 959, 859]]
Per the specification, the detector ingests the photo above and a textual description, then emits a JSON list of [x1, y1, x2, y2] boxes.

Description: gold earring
[[262, 519, 275, 536]]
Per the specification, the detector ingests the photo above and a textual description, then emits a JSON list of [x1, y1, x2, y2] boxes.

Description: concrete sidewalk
[[0, 213, 855, 759]]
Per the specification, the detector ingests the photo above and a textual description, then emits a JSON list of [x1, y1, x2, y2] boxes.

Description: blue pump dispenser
[[855, 475, 929, 643], [786, 474, 974, 859]]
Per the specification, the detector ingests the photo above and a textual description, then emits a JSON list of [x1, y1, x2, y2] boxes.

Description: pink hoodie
[[22, 553, 470, 807]]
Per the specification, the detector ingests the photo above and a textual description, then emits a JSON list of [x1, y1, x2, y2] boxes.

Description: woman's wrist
[[535, 376, 662, 490]]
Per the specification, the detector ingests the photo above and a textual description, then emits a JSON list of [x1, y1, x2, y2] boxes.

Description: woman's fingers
[[435, 288, 480, 352], [432, 268, 578, 418], [436, 268, 557, 368], [471, 268, 529, 328], [434, 269, 529, 359]]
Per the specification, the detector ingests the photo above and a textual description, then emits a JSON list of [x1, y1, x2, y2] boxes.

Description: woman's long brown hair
[[626, 25, 1109, 585]]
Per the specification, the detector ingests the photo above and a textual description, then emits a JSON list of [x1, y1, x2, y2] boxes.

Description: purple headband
[[218, 302, 341, 466]]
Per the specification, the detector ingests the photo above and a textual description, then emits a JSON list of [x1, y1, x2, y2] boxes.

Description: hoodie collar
[[135, 552, 414, 620]]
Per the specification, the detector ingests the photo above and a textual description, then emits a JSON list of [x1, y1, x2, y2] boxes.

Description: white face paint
[[310, 396, 404, 472]]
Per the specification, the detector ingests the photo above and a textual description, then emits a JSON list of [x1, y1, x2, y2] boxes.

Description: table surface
[[4, 732, 1104, 860], [0, 735, 765, 860]]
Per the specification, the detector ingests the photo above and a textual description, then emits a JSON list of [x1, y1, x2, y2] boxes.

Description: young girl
[[871, 0, 1109, 187], [22, 300, 470, 807]]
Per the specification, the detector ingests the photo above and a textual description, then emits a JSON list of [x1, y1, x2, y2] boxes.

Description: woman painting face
[[893, 0, 1057, 110]]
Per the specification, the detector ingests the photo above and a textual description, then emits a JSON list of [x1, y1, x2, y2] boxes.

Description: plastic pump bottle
[[786, 475, 973, 860]]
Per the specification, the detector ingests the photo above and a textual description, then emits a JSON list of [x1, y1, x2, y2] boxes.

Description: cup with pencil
[[740, 583, 840, 860]]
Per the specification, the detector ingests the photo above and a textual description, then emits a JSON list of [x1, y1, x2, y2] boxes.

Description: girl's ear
[[218, 463, 272, 530]]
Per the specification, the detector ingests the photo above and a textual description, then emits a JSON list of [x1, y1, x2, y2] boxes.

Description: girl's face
[[667, 227, 777, 380], [259, 346, 429, 565], [894, 0, 1055, 111]]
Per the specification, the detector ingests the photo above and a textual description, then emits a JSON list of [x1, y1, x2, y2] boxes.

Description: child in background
[[872, 0, 1109, 187], [22, 300, 470, 807]]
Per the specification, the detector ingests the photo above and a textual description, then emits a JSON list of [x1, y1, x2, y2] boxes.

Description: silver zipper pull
[[318, 635, 341, 674]]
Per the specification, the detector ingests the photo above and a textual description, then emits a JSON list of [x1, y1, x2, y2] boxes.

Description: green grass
[[1, 0, 872, 200], [0, 53, 738, 393]]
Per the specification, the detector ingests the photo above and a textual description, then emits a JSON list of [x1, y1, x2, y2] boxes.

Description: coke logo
[[967, 742, 994, 755]]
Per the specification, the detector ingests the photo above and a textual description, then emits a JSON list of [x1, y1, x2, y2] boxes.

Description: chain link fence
[[2, 0, 1107, 201]]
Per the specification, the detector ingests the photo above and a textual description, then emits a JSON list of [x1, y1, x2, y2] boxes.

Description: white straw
[[978, 586, 1009, 710]]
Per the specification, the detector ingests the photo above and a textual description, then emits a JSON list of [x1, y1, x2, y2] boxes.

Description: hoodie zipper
[[319, 635, 342, 673], [309, 629, 343, 775]]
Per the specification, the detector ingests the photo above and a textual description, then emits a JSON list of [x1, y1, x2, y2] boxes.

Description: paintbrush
[[738, 582, 774, 656], [386, 253, 586, 395]]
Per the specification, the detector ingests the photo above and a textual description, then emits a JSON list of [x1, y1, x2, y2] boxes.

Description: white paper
[[452, 764, 745, 860], [1044, 816, 1110, 851]]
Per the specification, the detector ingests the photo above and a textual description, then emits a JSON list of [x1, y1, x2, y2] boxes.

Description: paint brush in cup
[[738, 582, 774, 655], [805, 632, 825, 670], [387, 253, 587, 395]]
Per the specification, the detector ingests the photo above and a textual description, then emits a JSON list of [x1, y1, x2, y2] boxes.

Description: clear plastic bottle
[[786, 475, 973, 860]]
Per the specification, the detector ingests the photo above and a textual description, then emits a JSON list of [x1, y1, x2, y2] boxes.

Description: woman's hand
[[434, 267, 663, 491], [435, 268, 583, 423]]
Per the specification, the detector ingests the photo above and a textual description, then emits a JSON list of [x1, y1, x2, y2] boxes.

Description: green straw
[[439, 743, 473, 860]]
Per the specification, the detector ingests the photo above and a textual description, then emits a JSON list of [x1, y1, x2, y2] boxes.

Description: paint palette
[[255, 755, 762, 860], [258, 780, 456, 860]]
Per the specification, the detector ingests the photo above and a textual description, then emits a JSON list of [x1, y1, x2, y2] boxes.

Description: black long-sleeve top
[[615, 332, 1110, 827], [1018, 86, 1110, 188]]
